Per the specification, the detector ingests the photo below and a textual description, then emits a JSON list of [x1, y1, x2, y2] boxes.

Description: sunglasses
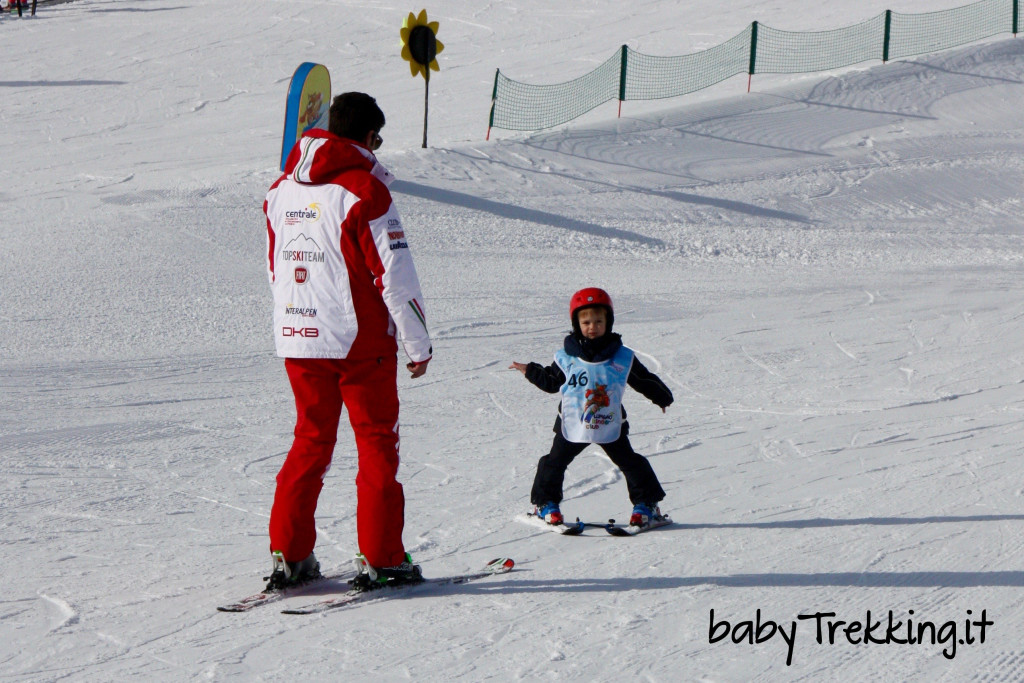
[[370, 132, 383, 151]]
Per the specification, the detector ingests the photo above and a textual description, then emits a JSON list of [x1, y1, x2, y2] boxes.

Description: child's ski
[[216, 569, 355, 613], [515, 512, 586, 535], [517, 512, 672, 536], [605, 515, 673, 536], [281, 557, 515, 615]]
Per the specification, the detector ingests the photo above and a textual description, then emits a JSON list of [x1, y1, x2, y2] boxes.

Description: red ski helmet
[[569, 287, 614, 333]]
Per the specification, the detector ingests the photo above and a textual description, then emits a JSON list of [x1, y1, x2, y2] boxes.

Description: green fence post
[[747, 21, 758, 92], [486, 69, 499, 140], [618, 45, 628, 117], [882, 10, 892, 62], [1014, 0, 1019, 36]]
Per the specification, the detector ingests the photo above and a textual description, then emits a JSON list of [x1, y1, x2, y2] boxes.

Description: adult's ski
[[216, 569, 355, 613], [282, 557, 515, 615]]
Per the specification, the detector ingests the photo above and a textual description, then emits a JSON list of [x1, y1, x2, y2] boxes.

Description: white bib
[[555, 345, 634, 444]]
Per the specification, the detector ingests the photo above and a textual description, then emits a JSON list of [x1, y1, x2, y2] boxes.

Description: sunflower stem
[[422, 69, 429, 149]]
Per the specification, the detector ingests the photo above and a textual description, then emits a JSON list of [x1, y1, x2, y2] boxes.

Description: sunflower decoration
[[400, 9, 444, 147], [400, 9, 444, 79]]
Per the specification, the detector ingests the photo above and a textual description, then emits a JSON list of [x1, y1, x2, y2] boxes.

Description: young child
[[510, 287, 673, 527]]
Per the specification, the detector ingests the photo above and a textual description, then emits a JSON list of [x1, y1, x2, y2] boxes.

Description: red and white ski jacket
[[264, 130, 432, 362]]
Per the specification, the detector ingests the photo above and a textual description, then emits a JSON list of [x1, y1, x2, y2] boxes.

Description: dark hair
[[328, 92, 385, 141]]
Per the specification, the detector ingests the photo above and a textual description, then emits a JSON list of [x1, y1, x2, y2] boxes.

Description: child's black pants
[[530, 419, 665, 506]]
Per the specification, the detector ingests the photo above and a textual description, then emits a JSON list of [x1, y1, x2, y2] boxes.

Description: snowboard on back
[[279, 62, 331, 171]]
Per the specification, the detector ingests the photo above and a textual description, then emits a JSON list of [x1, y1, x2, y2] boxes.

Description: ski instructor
[[262, 92, 431, 590]]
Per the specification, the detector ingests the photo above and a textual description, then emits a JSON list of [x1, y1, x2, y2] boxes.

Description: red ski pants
[[269, 356, 406, 568]]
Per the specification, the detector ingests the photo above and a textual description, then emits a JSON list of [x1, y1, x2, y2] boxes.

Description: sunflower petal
[[416, 9, 427, 25], [427, 21, 439, 33], [435, 39, 444, 54], [400, 26, 411, 42]]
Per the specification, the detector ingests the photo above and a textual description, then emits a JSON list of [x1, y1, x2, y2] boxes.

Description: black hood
[[564, 332, 623, 362]]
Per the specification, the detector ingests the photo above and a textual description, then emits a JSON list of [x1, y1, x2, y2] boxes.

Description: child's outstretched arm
[[509, 361, 565, 393], [627, 358, 673, 412]]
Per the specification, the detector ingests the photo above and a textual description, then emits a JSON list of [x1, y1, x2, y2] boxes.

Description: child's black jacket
[[524, 332, 674, 410]]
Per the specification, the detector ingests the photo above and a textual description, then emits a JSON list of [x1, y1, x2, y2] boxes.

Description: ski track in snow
[[3, 0, 1024, 679], [38, 593, 79, 632]]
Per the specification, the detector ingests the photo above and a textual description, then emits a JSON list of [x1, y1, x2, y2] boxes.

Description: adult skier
[[263, 92, 431, 590]]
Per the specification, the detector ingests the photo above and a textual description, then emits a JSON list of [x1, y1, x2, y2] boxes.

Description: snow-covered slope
[[2, 0, 1023, 679]]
